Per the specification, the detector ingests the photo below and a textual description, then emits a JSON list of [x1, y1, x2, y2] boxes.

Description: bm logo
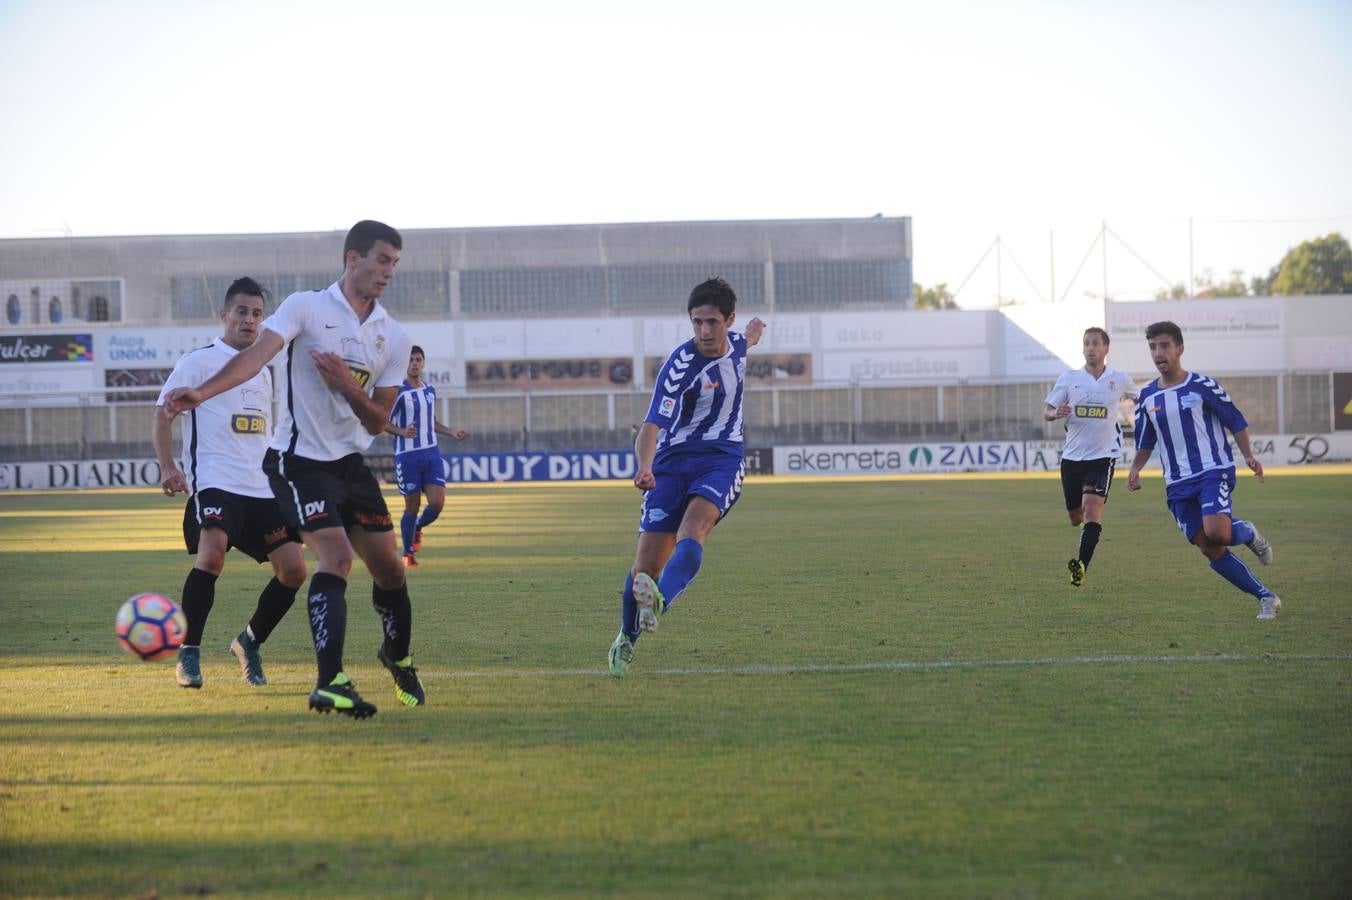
[[1075, 404, 1109, 419], [231, 414, 267, 434], [347, 364, 372, 388]]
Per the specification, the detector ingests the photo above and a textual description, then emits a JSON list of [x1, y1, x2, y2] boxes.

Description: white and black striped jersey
[[156, 338, 273, 498]]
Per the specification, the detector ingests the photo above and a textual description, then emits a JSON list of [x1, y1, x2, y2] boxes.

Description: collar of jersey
[[325, 281, 389, 326]]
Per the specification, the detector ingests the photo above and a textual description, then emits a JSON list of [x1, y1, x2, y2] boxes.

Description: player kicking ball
[[608, 277, 765, 677], [1127, 320, 1280, 620]]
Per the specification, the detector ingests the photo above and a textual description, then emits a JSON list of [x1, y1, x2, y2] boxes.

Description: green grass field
[[2, 472, 1350, 898]]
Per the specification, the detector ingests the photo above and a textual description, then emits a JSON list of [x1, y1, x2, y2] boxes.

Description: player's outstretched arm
[[1232, 428, 1265, 483], [633, 422, 660, 490], [383, 421, 417, 438], [744, 316, 767, 348], [151, 406, 189, 496], [164, 330, 283, 416]]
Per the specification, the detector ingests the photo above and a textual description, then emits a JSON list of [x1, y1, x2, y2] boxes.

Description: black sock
[[373, 582, 412, 661], [248, 577, 299, 645], [181, 568, 218, 647], [1079, 521, 1103, 568], [307, 572, 348, 685]]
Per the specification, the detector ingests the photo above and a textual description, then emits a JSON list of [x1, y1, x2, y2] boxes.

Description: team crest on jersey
[[231, 414, 267, 434], [375, 334, 386, 353], [1180, 393, 1200, 410]]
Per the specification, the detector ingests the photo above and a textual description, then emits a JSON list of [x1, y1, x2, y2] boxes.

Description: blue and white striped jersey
[[389, 380, 438, 456], [646, 332, 750, 459], [1134, 372, 1248, 486]]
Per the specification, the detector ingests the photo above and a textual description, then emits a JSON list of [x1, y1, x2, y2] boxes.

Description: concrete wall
[[0, 217, 913, 325]]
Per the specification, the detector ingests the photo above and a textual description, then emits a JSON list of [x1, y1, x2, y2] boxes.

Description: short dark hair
[[688, 277, 737, 317], [410, 345, 425, 359], [223, 276, 267, 308], [1145, 321, 1184, 345], [1083, 326, 1110, 346], [343, 220, 402, 263]]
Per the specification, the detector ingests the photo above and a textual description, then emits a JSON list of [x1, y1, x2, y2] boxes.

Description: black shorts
[[183, 487, 298, 564], [1060, 457, 1116, 510], [264, 449, 393, 533]]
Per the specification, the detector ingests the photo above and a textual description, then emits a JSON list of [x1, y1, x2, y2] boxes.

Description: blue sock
[[1209, 550, 1270, 599], [400, 512, 415, 556], [657, 539, 703, 611], [416, 506, 441, 530], [1229, 519, 1255, 547], [620, 571, 640, 641]]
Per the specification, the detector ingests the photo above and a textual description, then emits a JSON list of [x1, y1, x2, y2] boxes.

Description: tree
[[1156, 269, 1249, 299], [914, 281, 958, 310], [1270, 232, 1352, 296], [1195, 268, 1250, 298]]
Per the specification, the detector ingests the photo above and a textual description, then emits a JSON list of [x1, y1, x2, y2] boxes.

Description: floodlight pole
[[996, 235, 1003, 306], [1188, 217, 1195, 298], [1101, 220, 1108, 303], [1049, 229, 1056, 303]]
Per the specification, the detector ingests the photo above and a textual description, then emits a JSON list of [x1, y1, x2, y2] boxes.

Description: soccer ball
[[115, 593, 188, 661]]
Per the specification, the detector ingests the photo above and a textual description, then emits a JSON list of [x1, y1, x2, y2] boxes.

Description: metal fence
[[0, 373, 1336, 463]]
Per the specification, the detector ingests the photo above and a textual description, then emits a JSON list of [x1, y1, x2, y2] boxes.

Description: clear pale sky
[[2, 0, 1350, 306]]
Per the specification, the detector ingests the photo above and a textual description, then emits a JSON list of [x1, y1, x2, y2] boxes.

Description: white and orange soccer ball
[[115, 593, 188, 661]]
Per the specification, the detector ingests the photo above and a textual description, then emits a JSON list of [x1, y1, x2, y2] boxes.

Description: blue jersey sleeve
[[1133, 386, 1157, 451], [1195, 374, 1248, 434], [645, 342, 697, 427]]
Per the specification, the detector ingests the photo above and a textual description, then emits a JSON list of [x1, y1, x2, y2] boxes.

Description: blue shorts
[[1165, 467, 1236, 542], [394, 448, 446, 496], [639, 451, 746, 532]]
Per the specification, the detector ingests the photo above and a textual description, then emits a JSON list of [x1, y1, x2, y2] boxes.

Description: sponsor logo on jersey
[[202, 506, 223, 519], [1075, 403, 1109, 418], [303, 500, 327, 520], [231, 413, 268, 434], [347, 364, 372, 388]]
